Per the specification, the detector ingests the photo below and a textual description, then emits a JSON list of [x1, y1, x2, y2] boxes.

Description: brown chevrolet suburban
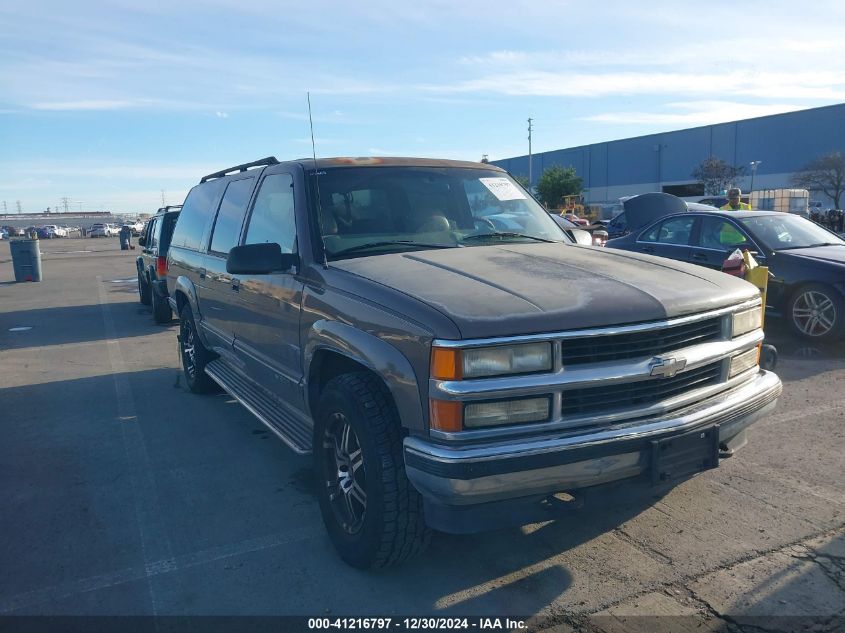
[[166, 156, 781, 568]]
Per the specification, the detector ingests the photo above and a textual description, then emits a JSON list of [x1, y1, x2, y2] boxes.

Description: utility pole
[[61, 197, 70, 213], [16, 200, 22, 213], [161, 190, 167, 206], [527, 117, 534, 191], [2, 201, 7, 213]]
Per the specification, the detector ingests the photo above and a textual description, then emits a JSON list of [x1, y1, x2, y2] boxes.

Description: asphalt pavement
[[1, 237, 844, 630]]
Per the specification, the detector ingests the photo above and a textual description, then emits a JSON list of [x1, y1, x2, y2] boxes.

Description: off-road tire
[[315, 372, 431, 569], [138, 272, 151, 305], [178, 304, 216, 393], [152, 287, 172, 324]]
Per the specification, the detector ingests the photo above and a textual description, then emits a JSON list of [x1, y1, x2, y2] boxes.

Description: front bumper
[[405, 370, 781, 532]]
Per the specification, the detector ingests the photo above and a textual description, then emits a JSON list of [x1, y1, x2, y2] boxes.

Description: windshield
[[739, 214, 845, 251], [308, 166, 565, 259]]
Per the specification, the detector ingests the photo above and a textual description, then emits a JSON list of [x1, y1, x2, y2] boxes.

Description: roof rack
[[200, 156, 280, 183]]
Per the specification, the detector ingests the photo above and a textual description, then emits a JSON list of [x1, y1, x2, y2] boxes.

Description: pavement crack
[[612, 526, 674, 565]]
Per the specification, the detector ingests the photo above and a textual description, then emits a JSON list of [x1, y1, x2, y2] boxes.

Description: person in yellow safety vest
[[721, 187, 752, 211]]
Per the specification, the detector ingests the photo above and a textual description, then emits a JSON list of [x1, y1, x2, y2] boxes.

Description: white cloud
[[31, 99, 138, 111], [215, 111, 229, 118], [581, 101, 811, 126]]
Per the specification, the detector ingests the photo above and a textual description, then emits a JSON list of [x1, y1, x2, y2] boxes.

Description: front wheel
[[315, 372, 430, 569], [787, 283, 844, 341]]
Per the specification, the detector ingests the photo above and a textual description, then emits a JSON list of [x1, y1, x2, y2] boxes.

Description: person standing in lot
[[721, 187, 752, 211], [836, 209, 844, 233]]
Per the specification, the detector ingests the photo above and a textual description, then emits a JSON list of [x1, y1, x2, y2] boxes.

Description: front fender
[[172, 276, 211, 347], [305, 320, 425, 432]]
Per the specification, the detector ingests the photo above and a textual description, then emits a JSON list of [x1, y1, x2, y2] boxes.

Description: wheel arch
[[305, 321, 425, 432]]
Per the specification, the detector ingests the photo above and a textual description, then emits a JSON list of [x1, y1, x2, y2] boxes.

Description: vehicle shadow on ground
[[0, 301, 173, 350], [763, 320, 845, 382]]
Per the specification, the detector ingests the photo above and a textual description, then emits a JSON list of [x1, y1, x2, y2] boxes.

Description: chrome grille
[[560, 317, 722, 366], [561, 361, 723, 417]]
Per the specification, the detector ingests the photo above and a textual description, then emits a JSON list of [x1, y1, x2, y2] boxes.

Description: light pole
[[749, 160, 762, 193], [527, 117, 533, 191]]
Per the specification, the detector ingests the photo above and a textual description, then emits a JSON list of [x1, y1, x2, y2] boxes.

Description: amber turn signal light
[[431, 347, 461, 380], [429, 399, 463, 432]]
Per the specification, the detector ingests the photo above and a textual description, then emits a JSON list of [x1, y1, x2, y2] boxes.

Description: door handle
[[199, 268, 206, 280], [692, 252, 707, 261], [232, 278, 240, 292], [641, 245, 654, 253]]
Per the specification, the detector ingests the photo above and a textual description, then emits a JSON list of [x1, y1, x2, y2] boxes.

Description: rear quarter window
[[171, 180, 226, 251]]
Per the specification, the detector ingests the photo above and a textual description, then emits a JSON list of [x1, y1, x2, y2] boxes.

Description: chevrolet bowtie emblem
[[650, 356, 687, 378]]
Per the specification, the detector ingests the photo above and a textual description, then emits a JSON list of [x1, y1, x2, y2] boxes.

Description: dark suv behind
[[137, 205, 181, 323], [166, 156, 780, 569]]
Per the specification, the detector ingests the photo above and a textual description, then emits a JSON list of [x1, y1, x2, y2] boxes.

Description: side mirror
[[569, 229, 593, 246], [138, 236, 146, 246], [226, 243, 298, 274]]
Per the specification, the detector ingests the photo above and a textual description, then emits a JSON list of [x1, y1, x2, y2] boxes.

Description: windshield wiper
[[460, 232, 557, 243], [329, 240, 459, 258], [777, 242, 843, 250]]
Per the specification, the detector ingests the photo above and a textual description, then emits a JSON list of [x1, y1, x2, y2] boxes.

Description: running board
[[205, 359, 312, 454]]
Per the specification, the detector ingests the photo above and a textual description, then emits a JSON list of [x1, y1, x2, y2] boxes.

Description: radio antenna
[[308, 92, 329, 268]]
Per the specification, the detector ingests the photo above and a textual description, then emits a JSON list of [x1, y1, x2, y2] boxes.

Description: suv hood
[[330, 243, 758, 339]]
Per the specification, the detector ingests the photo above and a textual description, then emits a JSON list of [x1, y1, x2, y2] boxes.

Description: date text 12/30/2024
[[308, 618, 527, 630]]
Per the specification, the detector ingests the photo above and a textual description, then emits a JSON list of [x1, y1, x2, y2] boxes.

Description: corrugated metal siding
[[494, 103, 845, 196]]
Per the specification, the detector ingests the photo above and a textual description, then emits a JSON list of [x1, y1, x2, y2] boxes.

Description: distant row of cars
[[1, 219, 148, 240]]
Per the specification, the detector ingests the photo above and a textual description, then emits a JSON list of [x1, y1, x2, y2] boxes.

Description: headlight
[[730, 346, 760, 378], [431, 342, 552, 379], [732, 306, 762, 337], [464, 397, 551, 428]]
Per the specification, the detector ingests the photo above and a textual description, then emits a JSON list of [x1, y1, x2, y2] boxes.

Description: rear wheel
[[138, 272, 151, 305], [787, 283, 844, 341], [178, 304, 216, 393], [315, 372, 430, 569]]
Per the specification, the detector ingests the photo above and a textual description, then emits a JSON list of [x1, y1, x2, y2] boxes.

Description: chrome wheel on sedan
[[792, 290, 836, 337], [788, 284, 844, 341]]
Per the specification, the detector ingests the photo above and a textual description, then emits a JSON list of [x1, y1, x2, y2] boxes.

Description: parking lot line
[[0, 528, 317, 613]]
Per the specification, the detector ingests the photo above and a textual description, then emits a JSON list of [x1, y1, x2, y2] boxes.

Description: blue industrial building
[[492, 102, 845, 208]]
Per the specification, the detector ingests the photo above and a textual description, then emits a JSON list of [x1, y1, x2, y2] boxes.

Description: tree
[[536, 165, 582, 208], [791, 151, 845, 209], [513, 175, 530, 190], [691, 157, 746, 195]]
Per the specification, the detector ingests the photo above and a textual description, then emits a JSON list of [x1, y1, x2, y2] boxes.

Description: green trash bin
[[10, 239, 43, 282]]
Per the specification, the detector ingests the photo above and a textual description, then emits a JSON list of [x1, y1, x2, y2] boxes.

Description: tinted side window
[[209, 178, 255, 255], [656, 217, 694, 245], [244, 174, 297, 253], [150, 217, 160, 250], [160, 213, 179, 251], [171, 180, 226, 251], [640, 222, 660, 242], [697, 216, 749, 250]]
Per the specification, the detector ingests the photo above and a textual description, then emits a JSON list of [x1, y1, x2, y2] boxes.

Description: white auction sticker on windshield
[[479, 177, 526, 201]]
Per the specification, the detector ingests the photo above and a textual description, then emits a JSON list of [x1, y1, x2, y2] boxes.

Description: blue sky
[[2, 0, 845, 213]]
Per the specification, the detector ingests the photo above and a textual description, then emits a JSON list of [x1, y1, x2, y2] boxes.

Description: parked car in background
[[126, 220, 145, 236], [89, 223, 119, 237], [165, 155, 780, 569], [0, 228, 8, 240], [136, 205, 181, 323], [563, 213, 589, 227], [42, 224, 68, 238], [606, 208, 845, 341]]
